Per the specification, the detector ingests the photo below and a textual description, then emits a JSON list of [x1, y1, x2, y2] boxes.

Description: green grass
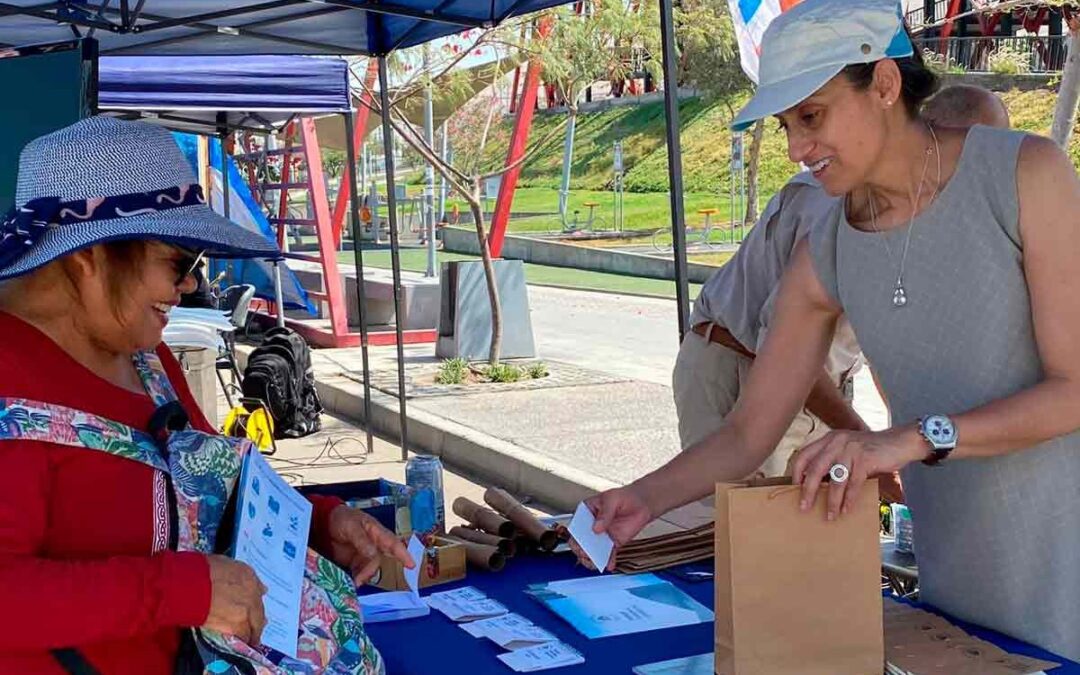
[[447, 187, 749, 236], [339, 247, 704, 299]]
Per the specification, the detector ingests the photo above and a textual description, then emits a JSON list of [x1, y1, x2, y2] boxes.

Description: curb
[[313, 373, 620, 513]]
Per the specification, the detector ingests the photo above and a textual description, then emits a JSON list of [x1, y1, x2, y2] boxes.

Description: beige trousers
[[672, 329, 829, 478]]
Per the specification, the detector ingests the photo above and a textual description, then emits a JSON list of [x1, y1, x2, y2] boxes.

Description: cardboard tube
[[452, 497, 516, 538], [445, 536, 506, 572], [483, 488, 558, 551], [449, 526, 516, 557]]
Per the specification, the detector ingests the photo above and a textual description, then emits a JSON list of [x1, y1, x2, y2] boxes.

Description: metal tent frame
[[1, 0, 693, 461]]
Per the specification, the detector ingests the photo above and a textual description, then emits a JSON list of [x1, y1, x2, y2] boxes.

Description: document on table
[[567, 502, 614, 573], [427, 586, 508, 622], [459, 613, 557, 650], [359, 591, 431, 624], [232, 449, 312, 658], [526, 573, 713, 639], [632, 653, 714, 675], [497, 641, 585, 672]]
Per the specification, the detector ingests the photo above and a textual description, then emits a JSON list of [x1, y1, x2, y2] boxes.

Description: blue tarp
[[174, 133, 315, 314], [0, 1, 576, 56], [99, 55, 350, 135]]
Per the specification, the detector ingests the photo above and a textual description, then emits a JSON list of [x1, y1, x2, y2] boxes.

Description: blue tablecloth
[[360, 553, 1079, 674]]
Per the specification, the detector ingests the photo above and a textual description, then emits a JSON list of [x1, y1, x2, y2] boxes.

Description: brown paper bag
[[714, 478, 883, 675]]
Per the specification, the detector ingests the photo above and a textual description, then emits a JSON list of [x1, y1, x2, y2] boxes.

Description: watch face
[[923, 415, 957, 449]]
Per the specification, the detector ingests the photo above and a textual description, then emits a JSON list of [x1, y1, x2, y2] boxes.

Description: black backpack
[[242, 326, 322, 438]]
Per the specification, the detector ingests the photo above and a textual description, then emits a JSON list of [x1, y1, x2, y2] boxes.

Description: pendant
[[892, 279, 908, 308]]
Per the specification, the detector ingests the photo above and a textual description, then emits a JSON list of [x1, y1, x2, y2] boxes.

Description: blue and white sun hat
[[0, 116, 281, 281], [731, 0, 915, 132]]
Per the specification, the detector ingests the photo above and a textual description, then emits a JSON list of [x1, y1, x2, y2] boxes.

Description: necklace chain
[[866, 123, 942, 308]]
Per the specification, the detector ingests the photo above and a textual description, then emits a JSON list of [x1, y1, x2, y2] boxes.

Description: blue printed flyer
[[526, 574, 714, 640], [233, 449, 312, 658]]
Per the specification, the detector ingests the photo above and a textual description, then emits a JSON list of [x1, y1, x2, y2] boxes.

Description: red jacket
[[0, 312, 342, 674]]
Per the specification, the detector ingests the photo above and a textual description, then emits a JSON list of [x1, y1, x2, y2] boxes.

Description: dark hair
[[841, 29, 939, 118]]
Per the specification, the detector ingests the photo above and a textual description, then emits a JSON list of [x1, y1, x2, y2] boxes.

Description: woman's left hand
[[790, 426, 928, 521], [325, 505, 415, 585]]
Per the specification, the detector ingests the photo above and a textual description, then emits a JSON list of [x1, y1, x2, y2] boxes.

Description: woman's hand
[[569, 485, 654, 571], [325, 505, 414, 585], [203, 555, 267, 646], [790, 426, 927, 521]]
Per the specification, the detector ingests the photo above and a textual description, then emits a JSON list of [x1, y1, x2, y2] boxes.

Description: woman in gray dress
[[575, 0, 1080, 661]]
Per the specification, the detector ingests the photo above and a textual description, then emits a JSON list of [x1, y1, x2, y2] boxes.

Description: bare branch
[[389, 107, 472, 186], [478, 115, 568, 180]]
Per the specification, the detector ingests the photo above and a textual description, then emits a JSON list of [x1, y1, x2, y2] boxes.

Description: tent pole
[[657, 0, 690, 340], [344, 110, 376, 455], [219, 130, 236, 284], [378, 55, 410, 462]]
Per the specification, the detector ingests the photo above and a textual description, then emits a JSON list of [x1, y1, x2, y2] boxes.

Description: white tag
[[404, 534, 424, 596], [568, 502, 614, 573]]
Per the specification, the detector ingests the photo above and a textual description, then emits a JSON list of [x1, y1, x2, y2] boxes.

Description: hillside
[[470, 88, 1080, 199]]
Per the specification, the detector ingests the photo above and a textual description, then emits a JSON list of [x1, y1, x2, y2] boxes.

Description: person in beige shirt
[[674, 84, 1010, 479]]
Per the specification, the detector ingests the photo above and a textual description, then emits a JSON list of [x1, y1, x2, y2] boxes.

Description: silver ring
[[829, 463, 850, 484]]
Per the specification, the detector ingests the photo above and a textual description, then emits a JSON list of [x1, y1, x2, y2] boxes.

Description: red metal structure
[[242, 116, 437, 348], [489, 16, 553, 258]]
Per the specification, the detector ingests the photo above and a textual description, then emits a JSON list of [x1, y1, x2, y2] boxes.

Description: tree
[[535, 2, 661, 220], [353, 28, 567, 365], [1052, 10, 1080, 147], [675, 0, 762, 222]]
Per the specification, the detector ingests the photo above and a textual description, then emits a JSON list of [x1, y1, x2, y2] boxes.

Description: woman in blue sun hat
[[0, 116, 412, 674], [576, 0, 1080, 660]]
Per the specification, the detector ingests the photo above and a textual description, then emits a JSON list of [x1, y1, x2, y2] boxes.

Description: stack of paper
[[460, 613, 559, 651], [360, 591, 431, 623], [526, 573, 714, 639], [883, 599, 1057, 675], [496, 642, 585, 672], [426, 586, 509, 622], [358, 535, 429, 624], [613, 499, 714, 574]]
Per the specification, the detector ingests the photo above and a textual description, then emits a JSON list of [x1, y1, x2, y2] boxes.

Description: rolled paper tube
[[452, 497, 516, 538], [483, 487, 558, 551], [448, 526, 516, 557], [445, 537, 506, 572]]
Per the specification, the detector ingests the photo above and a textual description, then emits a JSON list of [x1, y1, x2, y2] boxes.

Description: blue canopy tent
[[96, 54, 358, 314], [0, 0, 692, 460]]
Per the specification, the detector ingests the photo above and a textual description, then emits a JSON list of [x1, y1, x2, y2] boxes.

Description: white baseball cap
[[731, 0, 913, 132]]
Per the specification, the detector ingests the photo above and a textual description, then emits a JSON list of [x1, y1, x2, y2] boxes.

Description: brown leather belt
[[691, 322, 755, 360]]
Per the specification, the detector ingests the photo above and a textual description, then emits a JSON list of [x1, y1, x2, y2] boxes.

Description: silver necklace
[[866, 124, 941, 308]]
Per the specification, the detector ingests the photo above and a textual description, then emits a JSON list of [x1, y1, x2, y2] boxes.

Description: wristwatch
[[918, 414, 958, 466]]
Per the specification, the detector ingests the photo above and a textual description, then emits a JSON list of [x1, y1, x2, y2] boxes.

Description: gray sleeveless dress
[[810, 125, 1080, 661]]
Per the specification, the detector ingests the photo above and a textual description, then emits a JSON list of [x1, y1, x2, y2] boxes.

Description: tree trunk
[[743, 119, 765, 225], [1051, 30, 1080, 148], [467, 179, 503, 365], [558, 108, 578, 221]]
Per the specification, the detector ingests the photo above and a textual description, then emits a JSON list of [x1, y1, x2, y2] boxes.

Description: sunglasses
[[173, 248, 206, 286]]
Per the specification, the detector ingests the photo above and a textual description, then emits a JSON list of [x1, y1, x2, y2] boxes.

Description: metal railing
[[905, 1, 953, 31], [913, 35, 1069, 73]]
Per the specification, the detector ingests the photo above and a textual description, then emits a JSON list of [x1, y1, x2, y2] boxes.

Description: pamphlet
[[461, 613, 536, 638], [404, 534, 424, 595], [232, 449, 312, 658], [526, 573, 713, 639], [497, 641, 585, 672]]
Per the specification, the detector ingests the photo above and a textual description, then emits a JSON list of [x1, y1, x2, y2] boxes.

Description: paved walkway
[[296, 282, 889, 508]]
